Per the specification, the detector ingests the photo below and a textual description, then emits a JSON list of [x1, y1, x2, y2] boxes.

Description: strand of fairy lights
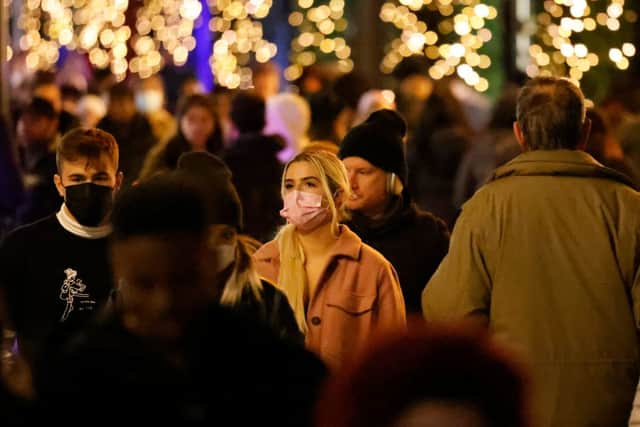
[[527, 0, 637, 86], [380, 0, 497, 92], [208, 0, 278, 89], [17, 0, 202, 79], [129, 0, 202, 78], [284, 0, 352, 82]]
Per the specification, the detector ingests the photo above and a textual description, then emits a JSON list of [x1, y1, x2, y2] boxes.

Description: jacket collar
[[490, 149, 638, 190], [348, 195, 417, 238], [255, 225, 362, 263]]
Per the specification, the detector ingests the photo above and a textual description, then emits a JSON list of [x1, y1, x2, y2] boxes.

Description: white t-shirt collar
[[56, 204, 112, 239]]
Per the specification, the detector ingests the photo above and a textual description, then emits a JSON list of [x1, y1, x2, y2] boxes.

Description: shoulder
[[254, 239, 279, 262], [258, 278, 281, 298], [412, 206, 450, 235], [358, 242, 394, 272], [3, 215, 58, 246]]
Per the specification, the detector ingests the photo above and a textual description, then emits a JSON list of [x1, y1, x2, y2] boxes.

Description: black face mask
[[64, 183, 114, 227]]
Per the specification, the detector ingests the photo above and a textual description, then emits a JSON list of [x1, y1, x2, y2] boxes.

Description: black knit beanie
[[176, 152, 244, 231], [338, 109, 408, 184]]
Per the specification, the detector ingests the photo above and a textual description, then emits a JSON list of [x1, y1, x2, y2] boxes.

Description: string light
[[285, 0, 352, 82], [17, 0, 202, 79], [379, 0, 497, 92], [527, 0, 636, 85], [18, 0, 130, 78], [207, 0, 277, 89], [130, 0, 202, 78]]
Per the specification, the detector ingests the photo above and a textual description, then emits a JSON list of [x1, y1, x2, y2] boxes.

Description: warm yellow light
[[284, 64, 303, 81], [289, 11, 304, 26], [574, 43, 587, 58], [617, 57, 629, 69], [319, 38, 335, 53], [609, 48, 623, 62], [607, 3, 623, 19], [622, 43, 636, 57], [406, 32, 426, 52], [474, 4, 489, 18]]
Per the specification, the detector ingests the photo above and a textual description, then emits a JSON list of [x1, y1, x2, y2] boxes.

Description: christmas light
[[285, 0, 352, 82], [208, 0, 277, 89], [380, 1, 497, 92]]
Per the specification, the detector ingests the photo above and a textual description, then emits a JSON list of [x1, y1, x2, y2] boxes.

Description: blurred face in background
[[17, 113, 58, 147], [108, 95, 136, 123], [181, 105, 215, 151], [135, 76, 166, 114], [254, 68, 280, 100], [34, 83, 62, 113], [113, 233, 218, 343]]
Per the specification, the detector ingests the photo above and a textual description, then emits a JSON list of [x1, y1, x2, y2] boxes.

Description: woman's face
[[284, 161, 325, 198], [181, 105, 215, 150], [208, 224, 237, 247]]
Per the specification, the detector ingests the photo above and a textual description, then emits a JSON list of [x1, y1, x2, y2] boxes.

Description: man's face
[[180, 105, 215, 150], [112, 234, 218, 342], [343, 156, 389, 217], [17, 113, 58, 147], [54, 152, 121, 198], [254, 71, 280, 100], [108, 96, 136, 123], [34, 84, 62, 112]]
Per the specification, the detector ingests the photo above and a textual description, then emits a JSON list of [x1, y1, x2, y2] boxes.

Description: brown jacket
[[423, 150, 640, 426], [254, 226, 406, 368]]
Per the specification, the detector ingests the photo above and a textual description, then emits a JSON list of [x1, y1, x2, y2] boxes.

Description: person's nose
[[347, 171, 358, 190]]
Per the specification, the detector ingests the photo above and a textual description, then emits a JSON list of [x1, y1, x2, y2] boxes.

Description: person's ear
[[54, 174, 65, 198], [513, 121, 526, 150], [115, 171, 124, 191], [333, 188, 344, 208], [576, 117, 592, 151]]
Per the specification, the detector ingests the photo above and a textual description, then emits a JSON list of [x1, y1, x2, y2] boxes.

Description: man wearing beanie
[[339, 109, 449, 314]]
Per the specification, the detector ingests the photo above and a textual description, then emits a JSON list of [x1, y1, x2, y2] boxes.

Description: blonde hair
[[275, 151, 351, 333], [215, 232, 264, 306]]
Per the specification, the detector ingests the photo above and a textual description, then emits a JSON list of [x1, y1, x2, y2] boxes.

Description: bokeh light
[[380, 0, 497, 92]]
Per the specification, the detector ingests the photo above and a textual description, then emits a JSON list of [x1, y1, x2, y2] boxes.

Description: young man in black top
[[0, 127, 122, 369]]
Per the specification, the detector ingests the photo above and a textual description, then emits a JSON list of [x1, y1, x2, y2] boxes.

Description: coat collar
[[254, 225, 362, 263], [490, 149, 638, 190]]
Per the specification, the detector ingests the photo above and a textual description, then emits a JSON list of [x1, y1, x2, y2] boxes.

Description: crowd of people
[[1, 61, 640, 426]]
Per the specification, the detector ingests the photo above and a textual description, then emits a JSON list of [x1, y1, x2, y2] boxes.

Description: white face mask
[[135, 90, 164, 113], [215, 243, 236, 273]]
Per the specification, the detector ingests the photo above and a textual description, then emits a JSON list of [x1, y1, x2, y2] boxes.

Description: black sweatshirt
[[0, 213, 113, 365]]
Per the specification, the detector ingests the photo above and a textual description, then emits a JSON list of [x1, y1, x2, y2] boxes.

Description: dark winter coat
[[236, 279, 303, 345], [345, 195, 449, 314], [36, 304, 326, 426]]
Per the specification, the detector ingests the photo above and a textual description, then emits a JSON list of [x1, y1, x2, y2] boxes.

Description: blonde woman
[[254, 151, 406, 368]]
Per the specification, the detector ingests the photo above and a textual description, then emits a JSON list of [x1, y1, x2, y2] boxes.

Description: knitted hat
[[176, 152, 244, 231], [338, 109, 408, 184]]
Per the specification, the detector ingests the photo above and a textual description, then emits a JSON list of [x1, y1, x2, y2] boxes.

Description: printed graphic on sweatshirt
[[59, 268, 96, 321]]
